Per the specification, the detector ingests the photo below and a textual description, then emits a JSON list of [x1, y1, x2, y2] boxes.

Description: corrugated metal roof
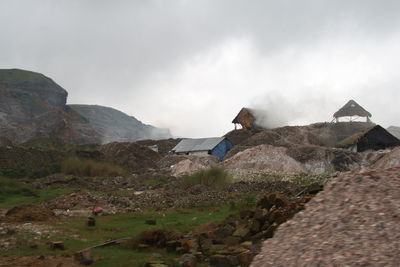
[[171, 137, 225, 153]]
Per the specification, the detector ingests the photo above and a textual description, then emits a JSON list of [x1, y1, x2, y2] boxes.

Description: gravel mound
[[223, 144, 306, 177], [170, 155, 219, 177], [251, 167, 400, 267], [372, 147, 400, 169]]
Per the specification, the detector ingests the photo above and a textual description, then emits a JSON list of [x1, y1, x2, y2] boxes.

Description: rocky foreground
[[251, 167, 400, 267]]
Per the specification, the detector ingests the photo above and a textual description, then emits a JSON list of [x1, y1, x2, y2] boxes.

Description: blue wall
[[211, 139, 233, 160]]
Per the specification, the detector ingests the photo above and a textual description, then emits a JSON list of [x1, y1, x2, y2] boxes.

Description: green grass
[[0, 206, 233, 266], [0, 186, 72, 209], [60, 157, 127, 177], [180, 167, 232, 189]]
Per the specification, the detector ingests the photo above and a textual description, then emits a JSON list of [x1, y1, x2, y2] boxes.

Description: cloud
[[0, 0, 399, 137]]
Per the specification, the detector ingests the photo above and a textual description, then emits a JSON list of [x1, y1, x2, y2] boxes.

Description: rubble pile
[[222, 144, 305, 177], [136, 194, 313, 267], [251, 167, 400, 267]]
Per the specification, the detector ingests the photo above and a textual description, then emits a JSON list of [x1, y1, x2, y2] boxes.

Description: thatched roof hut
[[333, 100, 372, 122], [337, 125, 400, 152]]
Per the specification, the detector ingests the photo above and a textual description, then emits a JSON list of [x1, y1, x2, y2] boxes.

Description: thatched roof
[[336, 125, 398, 148], [333, 100, 372, 118], [232, 108, 255, 124]]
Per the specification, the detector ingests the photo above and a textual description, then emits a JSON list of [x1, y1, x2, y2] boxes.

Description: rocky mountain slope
[[69, 105, 171, 143], [0, 69, 171, 144]]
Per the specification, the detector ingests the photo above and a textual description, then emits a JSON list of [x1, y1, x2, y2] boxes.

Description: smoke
[[249, 95, 300, 129]]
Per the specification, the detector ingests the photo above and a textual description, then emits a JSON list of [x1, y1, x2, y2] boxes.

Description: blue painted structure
[[210, 138, 233, 160]]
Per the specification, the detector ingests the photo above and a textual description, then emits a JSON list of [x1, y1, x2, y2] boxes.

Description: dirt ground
[[2, 205, 57, 223]]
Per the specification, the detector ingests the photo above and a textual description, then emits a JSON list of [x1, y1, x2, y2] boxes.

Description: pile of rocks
[[137, 194, 312, 266], [251, 167, 400, 266]]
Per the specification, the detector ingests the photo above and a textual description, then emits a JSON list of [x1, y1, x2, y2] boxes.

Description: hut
[[337, 125, 400, 152], [171, 137, 233, 160], [232, 108, 267, 130], [333, 100, 372, 122]]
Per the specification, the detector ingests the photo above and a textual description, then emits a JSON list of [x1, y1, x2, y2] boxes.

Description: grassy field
[[0, 205, 233, 266]]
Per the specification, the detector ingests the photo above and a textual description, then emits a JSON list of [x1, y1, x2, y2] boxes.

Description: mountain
[[69, 105, 171, 143], [0, 69, 172, 144]]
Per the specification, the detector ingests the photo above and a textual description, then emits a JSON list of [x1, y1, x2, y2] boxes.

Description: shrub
[[0, 177, 36, 200], [60, 157, 127, 177], [180, 167, 232, 189]]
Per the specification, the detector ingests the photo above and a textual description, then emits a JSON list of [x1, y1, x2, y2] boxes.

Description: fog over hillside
[[1, 0, 399, 137]]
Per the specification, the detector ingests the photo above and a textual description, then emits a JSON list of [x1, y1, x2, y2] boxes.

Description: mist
[[1, 0, 399, 137]]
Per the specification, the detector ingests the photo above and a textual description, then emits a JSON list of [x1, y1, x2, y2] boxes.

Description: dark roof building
[[171, 137, 233, 160], [333, 100, 372, 122], [337, 125, 400, 152]]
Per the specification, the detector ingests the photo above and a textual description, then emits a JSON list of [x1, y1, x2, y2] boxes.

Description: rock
[[222, 236, 241, 246], [145, 219, 157, 225], [166, 240, 180, 252], [198, 237, 213, 251], [50, 241, 65, 250], [74, 249, 93, 265], [227, 255, 239, 265], [249, 219, 261, 233], [87, 216, 96, 227], [233, 226, 250, 240], [257, 194, 276, 210], [209, 254, 231, 267], [180, 253, 196, 267], [214, 224, 235, 239], [239, 210, 254, 219], [253, 208, 268, 221], [145, 261, 168, 267], [237, 250, 254, 266]]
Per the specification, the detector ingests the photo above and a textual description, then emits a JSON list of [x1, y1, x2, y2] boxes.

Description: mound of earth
[[99, 142, 162, 173], [3, 205, 56, 223], [225, 122, 374, 159], [223, 144, 361, 178], [223, 145, 305, 177], [136, 138, 181, 154], [168, 155, 219, 177], [372, 147, 400, 169], [251, 167, 400, 267]]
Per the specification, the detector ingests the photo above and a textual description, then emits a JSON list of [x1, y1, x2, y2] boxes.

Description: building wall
[[211, 139, 233, 160], [188, 151, 210, 157]]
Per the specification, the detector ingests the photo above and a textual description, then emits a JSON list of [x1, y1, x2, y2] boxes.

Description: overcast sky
[[1, 0, 399, 137]]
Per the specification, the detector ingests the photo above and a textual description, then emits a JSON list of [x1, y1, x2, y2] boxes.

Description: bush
[[60, 157, 127, 177], [0, 177, 36, 200], [180, 167, 232, 189]]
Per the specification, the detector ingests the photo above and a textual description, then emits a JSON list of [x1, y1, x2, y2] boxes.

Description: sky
[[1, 0, 399, 137]]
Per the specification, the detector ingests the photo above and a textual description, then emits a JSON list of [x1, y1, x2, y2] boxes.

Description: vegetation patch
[[180, 167, 232, 189], [60, 157, 127, 177], [0, 177, 36, 201]]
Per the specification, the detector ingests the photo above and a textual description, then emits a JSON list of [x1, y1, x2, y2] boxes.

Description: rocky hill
[[69, 105, 171, 143], [0, 69, 172, 144]]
